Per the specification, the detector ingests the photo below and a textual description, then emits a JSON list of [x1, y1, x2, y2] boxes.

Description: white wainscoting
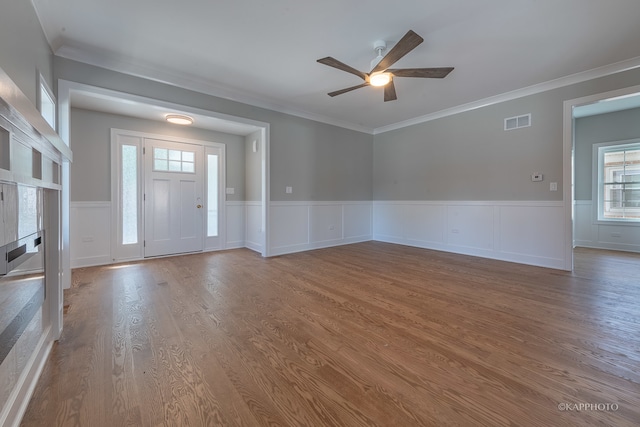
[[71, 201, 267, 267], [225, 201, 246, 250], [373, 200, 566, 269], [269, 201, 373, 256], [245, 201, 263, 253], [70, 202, 112, 268], [574, 200, 640, 253]]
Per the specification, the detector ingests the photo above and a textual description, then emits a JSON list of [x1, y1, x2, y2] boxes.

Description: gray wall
[[373, 67, 640, 201], [70, 107, 246, 202], [0, 0, 53, 104], [55, 57, 374, 202], [270, 120, 372, 201], [245, 130, 262, 202], [574, 107, 640, 200]]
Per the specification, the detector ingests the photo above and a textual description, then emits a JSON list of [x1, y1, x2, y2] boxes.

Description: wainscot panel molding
[[269, 201, 373, 256], [574, 200, 640, 253], [245, 201, 263, 253], [70, 201, 112, 268], [225, 201, 246, 250], [71, 201, 265, 267], [373, 200, 566, 269]]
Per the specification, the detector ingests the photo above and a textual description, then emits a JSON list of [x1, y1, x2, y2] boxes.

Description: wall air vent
[[504, 113, 531, 131]]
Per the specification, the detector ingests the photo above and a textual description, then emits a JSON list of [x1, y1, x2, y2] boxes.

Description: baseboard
[[71, 255, 113, 269], [269, 236, 372, 257]]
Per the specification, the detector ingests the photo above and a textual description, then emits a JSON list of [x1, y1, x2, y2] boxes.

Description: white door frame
[[110, 128, 228, 261], [58, 81, 271, 281], [562, 83, 640, 271]]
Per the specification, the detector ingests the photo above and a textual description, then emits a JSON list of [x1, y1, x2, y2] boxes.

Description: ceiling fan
[[317, 30, 454, 102]]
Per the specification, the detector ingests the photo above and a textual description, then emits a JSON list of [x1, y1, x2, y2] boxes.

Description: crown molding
[[55, 44, 640, 137], [373, 55, 640, 134], [54, 45, 375, 135]]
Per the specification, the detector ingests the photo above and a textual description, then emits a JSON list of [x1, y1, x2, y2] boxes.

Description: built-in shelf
[[0, 125, 9, 171], [32, 148, 42, 180], [52, 161, 60, 185]]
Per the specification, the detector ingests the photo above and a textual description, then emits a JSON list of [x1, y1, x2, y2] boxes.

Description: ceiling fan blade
[[388, 67, 454, 78], [371, 30, 424, 74], [328, 82, 370, 97], [384, 79, 397, 102], [317, 57, 368, 81]]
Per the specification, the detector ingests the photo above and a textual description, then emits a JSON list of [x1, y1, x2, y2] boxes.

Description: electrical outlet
[[550, 182, 558, 191], [285, 186, 292, 194]]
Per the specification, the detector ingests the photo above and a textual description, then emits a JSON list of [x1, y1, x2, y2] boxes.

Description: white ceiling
[[33, 0, 640, 133]]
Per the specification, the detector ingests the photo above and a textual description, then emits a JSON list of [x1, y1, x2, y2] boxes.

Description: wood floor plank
[[20, 243, 640, 426]]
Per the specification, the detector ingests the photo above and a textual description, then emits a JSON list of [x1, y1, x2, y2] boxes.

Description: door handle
[[196, 204, 202, 209]]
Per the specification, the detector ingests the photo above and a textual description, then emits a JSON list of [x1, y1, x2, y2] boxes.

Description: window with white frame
[[595, 141, 640, 221], [153, 147, 195, 173], [37, 73, 56, 130]]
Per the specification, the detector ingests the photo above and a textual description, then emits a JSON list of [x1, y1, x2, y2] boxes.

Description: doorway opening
[[58, 81, 271, 285], [563, 84, 640, 269]]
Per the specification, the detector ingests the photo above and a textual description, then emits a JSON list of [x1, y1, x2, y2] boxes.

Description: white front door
[[144, 139, 204, 257]]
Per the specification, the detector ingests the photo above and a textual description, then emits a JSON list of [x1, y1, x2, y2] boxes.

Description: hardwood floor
[[20, 243, 640, 426]]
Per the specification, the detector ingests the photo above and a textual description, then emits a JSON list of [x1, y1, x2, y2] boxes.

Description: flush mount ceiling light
[[165, 114, 193, 125]]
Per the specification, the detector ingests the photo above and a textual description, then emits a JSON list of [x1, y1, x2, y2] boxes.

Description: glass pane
[[122, 145, 138, 244], [207, 154, 219, 237], [182, 151, 195, 162], [169, 149, 181, 161], [154, 148, 168, 159], [154, 159, 168, 171], [625, 186, 640, 206], [169, 160, 181, 171], [624, 149, 640, 166], [182, 162, 195, 173], [17, 185, 38, 239]]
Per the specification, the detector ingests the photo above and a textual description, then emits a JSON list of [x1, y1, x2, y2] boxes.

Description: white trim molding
[[55, 45, 640, 136], [70, 201, 266, 267], [70, 201, 112, 268], [373, 200, 566, 270], [374, 56, 640, 134], [573, 200, 640, 253], [268, 201, 373, 256], [245, 201, 264, 253]]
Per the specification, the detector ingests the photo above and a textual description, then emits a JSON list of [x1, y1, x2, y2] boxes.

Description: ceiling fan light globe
[[370, 72, 391, 87]]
